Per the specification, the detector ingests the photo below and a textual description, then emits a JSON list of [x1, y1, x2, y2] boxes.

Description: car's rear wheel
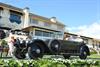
[[28, 42, 44, 59], [79, 48, 87, 59]]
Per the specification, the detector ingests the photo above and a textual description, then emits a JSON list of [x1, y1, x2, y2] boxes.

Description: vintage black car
[[14, 39, 90, 59], [0, 29, 90, 59]]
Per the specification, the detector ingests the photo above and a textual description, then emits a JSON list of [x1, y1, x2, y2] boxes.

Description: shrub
[[0, 59, 100, 67], [1, 40, 7, 47], [90, 48, 98, 54]]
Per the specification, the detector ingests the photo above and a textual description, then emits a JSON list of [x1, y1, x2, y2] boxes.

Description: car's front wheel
[[14, 48, 26, 59]]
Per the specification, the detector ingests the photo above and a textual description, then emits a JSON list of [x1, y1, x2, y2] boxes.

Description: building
[[0, 2, 65, 40], [0, 2, 24, 30]]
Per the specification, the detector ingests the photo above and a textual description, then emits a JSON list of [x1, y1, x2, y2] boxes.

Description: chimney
[[23, 7, 30, 28], [23, 7, 30, 13], [50, 17, 57, 23]]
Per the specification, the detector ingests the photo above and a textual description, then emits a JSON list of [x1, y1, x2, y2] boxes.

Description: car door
[[60, 40, 81, 53]]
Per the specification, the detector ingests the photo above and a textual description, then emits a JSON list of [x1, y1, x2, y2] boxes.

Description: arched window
[[0, 7, 3, 18]]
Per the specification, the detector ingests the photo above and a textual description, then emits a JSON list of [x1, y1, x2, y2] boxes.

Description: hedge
[[0, 58, 100, 67]]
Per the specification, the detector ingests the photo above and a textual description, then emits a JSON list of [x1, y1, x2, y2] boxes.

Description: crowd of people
[[7, 35, 30, 57], [0, 30, 31, 57]]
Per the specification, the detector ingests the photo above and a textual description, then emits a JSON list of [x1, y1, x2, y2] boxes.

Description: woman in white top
[[8, 36, 15, 57]]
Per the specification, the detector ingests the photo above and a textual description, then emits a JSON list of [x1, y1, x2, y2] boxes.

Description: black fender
[[80, 45, 90, 55], [28, 39, 49, 53]]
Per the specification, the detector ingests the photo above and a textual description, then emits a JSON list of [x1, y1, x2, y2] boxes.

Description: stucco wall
[[0, 7, 24, 30], [29, 18, 64, 32]]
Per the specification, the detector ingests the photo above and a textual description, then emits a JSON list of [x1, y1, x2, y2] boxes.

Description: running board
[[60, 53, 80, 56]]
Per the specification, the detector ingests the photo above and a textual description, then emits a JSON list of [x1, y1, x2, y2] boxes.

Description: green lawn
[[88, 54, 100, 59]]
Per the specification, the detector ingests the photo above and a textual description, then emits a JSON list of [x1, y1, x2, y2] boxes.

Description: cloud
[[67, 25, 87, 31], [67, 22, 100, 39]]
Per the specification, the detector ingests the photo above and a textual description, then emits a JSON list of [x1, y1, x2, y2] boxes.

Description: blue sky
[[0, 0, 99, 26], [0, 0, 100, 38]]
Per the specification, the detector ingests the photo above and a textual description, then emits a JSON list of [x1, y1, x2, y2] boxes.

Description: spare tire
[[0, 30, 6, 39], [28, 42, 44, 59], [49, 40, 61, 54]]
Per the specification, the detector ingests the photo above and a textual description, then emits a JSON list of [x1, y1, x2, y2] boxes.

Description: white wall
[[29, 17, 65, 33], [0, 5, 65, 40], [0, 7, 24, 29], [87, 39, 93, 48], [23, 8, 29, 28]]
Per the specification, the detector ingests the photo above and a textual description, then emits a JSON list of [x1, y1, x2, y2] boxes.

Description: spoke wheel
[[14, 48, 26, 59], [50, 40, 61, 54], [28, 42, 44, 59]]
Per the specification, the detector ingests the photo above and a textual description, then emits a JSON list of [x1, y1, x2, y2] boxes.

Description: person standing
[[8, 36, 15, 57]]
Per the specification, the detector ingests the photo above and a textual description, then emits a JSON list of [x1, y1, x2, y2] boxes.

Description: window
[[30, 18, 38, 24], [9, 13, 21, 24], [55, 32, 63, 38], [35, 30, 62, 39], [0, 8, 3, 18], [0, 10, 2, 15], [35, 30, 43, 36], [44, 22, 51, 27], [0, 10, 2, 18], [35, 30, 53, 37], [57, 25, 63, 30], [43, 32, 50, 37]]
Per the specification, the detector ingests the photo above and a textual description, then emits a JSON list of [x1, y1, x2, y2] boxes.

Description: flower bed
[[0, 58, 100, 67]]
